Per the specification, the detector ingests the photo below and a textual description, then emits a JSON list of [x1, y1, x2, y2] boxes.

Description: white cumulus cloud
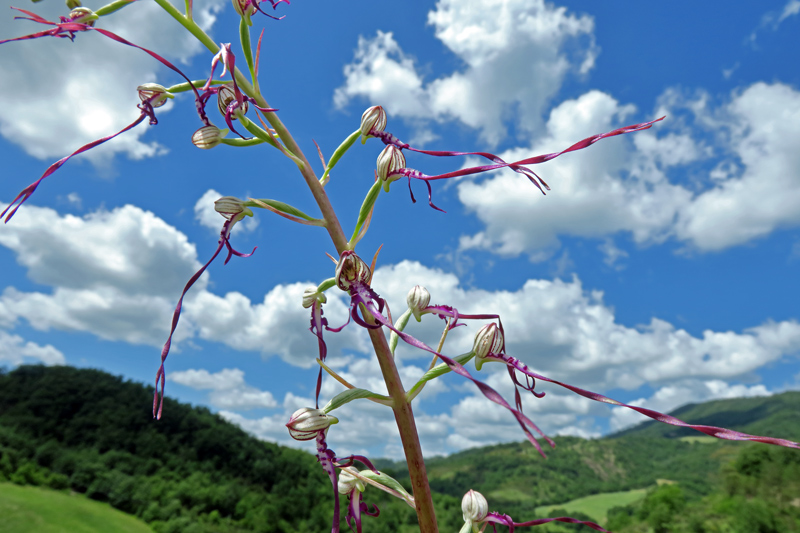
[[0, 0, 225, 164], [334, 0, 597, 145]]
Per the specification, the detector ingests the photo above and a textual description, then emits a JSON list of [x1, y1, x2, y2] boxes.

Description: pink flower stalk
[[153, 213, 256, 419], [371, 117, 664, 211]]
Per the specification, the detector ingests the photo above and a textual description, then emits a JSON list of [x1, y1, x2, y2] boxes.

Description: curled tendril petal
[[153, 218, 255, 419], [1, 109, 152, 223], [315, 432, 341, 533], [374, 118, 663, 211], [490, 353, 800, 449], [484, 512, 611, 533]]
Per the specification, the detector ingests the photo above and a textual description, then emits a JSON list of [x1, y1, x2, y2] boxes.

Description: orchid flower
[[153, 198, 256, 419], [0, 6, 207, 222], [361, 104, 663, 211]]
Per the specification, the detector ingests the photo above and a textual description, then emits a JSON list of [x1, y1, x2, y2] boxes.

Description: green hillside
[[0, 482, 153, 533], [1, 365, 798, 533]]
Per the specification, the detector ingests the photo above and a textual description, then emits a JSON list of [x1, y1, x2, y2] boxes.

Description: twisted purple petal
[[153, 219, 255, 419], [494, 354, 800, 448], [398, 117, 664, 184], [2, 112, 148, 223], [485, 512, 610, 533], [316, 432, 341, 533]]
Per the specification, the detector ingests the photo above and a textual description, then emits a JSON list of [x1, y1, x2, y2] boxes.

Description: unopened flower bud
[[462, 490, 488, 523], [335, 251, 371, 291], [66, 0, 82, 9], [302, 287, 327, 309], [137, 83, 173, 109], [192, 125, 225, 150], [232, 0, 257, 22], [406, 285, 430, 322], [473, 323, 503, 370], [286, 408, 338, 441], [337, 466, 366, 494], [360, 106, 387, 144], [376, 145, 406, 192], [217, 85, 248, 118], [214, 196, 253, 221], [69, 7, 97, 25]]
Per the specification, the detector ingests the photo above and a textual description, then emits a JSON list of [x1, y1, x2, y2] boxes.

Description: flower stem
[[366, 326, 438, 532]]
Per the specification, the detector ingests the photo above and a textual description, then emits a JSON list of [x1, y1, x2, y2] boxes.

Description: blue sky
[[1, 0, 799, 458]]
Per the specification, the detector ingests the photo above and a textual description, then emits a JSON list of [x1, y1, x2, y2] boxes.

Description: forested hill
[[0, 365, 334, 533], [2, 365, 799, 533]]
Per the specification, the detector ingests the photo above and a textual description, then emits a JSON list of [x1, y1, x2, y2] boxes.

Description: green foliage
[[2, 365, 800, 532], [0, 365, 332, 532]]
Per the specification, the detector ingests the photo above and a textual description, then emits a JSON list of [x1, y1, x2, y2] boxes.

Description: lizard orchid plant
[[2, 1, 798, 532]]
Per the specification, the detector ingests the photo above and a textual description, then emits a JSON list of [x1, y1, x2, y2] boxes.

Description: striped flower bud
[[406, 285, 430, 322], [68, 7, 97, 25], [360, 105, 387, 143], [337, 466, 366, 495], [232, 0, 258, 18], [286, 408, 338, 441], [376, 145, 405, 192], [217, 84, 248, 118], [473, 323, 503, 370], [302, 287, 327, 309], [192, 125, 225, 150], [462, 490, 488, 523], [137, 83, 173, 109], [335, 251, 371, 291]]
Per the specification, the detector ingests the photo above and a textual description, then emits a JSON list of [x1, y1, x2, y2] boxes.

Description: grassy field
[[535, 487, 649, 525], [0, 483, 152, 533]]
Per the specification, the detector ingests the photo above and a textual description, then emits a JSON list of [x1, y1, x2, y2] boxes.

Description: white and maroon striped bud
[[217, 85, 248, 118], [192, 125, 225, 150], [232, 0, 258, 18], [473, 323, 503, 370], [286, 408, 338, 441], [376, 145, 406, 192], [214, 196, 253, 221], [302, 287, 327, 309], [335, 251, 371, 291], [360, 106, 387, 143], [137, 83, 173, 109], [68, 7, 97, 25], [462, 489, 488, 523], [337, 466, 366, 494], [406, 285, 430, 322]]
